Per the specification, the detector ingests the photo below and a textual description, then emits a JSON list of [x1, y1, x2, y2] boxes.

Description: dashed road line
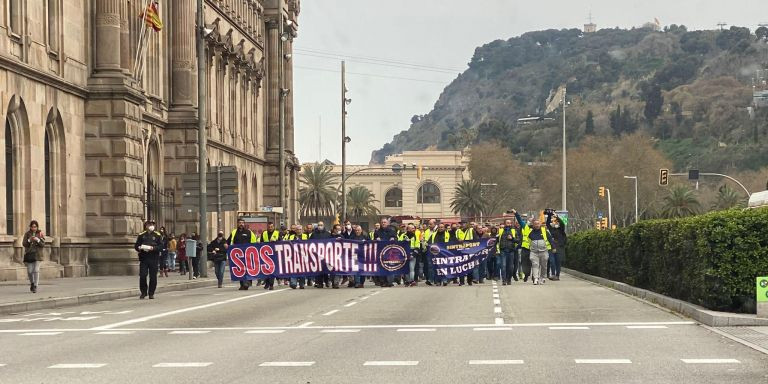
[[473, 327, 511, 331], [344, 302, 358, 307], [364, 361, 418, 366], [549, 326, 590, 330], [397, 328, 436, 332], [494, 318, 505, 325], [469, 360, 523, 365], [322, 310, 339, 316], [169, 330, 211, 334], [19, 332, 62, 336], [575, 359, 631, 364], [492, 294, 500, 298], [260, 361, 315, 367], [493, 299, 500, 305], [321, 329, 360, 333], [0, 364, 7, 367], [94, 331, 134, 335], [493, 307, 502, 314], [48, 364, 106, 369], [626, 325, 668, 329], [245, 330, 285, 334], [681, 359, 741, 364], [153, 362, 213, 368]]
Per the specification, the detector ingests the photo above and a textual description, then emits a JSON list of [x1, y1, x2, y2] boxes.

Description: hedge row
[[565, 208, 768, 313]]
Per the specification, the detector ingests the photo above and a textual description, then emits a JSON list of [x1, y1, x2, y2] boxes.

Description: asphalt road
[[1, 274, 767, 384]]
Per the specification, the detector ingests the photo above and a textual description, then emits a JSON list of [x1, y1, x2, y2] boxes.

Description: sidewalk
[[0, 271, 218, 315]]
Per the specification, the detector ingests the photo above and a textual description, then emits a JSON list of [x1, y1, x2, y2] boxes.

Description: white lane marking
[[397, 328, 436, 332], [494, 318, 505, 325], [575, 359, 631, 364], [322, 310, 340, 316], [493, 307, 502, 314], [364, 361, 418, 366], [153, 362, 213, 368], [492, 294, 500, 298], [48, 364, 106, 369], [549, 327, 590, 330], [0, 364, 5, 367], [169, 330, 211, 334], [321, 329, 360, 333], [469, 360, 523, 365], [344, 302, 358, 307], [259, 361, 315, 367], [493, 299, 501, 305], [370, 291, 381, 296], [95, 331, 134, 335], [360, 296, 370, 301], [19, 332, 62, 336], [681, 359, 741, 364], [92, 289, 285, 330], [245, 330, 285, 334], [298, 322, 314, 328], [473, 327, 511, 331], [626, 325, 668, 329]]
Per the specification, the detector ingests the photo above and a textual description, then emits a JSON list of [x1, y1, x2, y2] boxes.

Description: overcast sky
[[293, 0, 768, 165]]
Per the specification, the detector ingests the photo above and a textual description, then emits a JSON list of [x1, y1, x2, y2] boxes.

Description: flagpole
[[133, 0, 152, 82]]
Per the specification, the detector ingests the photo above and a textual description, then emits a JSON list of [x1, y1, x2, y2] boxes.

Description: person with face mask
[[134, 219, 162, 299], [374, 219, 398, 287], [208, 231, 229, 288], [428, 223, 451, 286], [349, 225, 368, 288], [398, 224, 421, 287], [260, 222, 281, 290], [342, 221, 354, 239], [511, 209, 531, 281], [498, 219, 521, 285], [545, 210, 567, 281], [22, 220, 45, 293], [522, 218, 552, 285], [309, 221, 332, 288], [227, 218, 258, 290], [287, 225, 309, 289]]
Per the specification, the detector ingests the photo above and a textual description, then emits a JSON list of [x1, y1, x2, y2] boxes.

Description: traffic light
[[659, 169, 669, 186], [598, 186, 606, 197], [600, 217, 608, 229], [595, 221, 601, 230]]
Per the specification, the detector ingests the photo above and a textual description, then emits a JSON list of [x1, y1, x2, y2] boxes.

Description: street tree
[[298, 163, 338, 222], [661, 185, 701, 218], [450, 179, 486, 221], [345, 186, 380, 223]]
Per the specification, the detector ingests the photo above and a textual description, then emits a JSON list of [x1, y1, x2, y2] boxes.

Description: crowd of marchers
[[128, 209, 567, 299]]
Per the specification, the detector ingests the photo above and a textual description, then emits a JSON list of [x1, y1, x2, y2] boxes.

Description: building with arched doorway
[[0, 1, 300, 279], [321, 150, 470, 229]]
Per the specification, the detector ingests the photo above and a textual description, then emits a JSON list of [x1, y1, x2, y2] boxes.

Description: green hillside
[[371, 25, 768, 172]]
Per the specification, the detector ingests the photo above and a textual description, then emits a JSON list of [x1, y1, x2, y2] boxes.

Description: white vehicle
[[747, 190, 768, 209]]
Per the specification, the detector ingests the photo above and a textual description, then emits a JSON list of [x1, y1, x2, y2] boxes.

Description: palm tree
[[711, 185, 746, 211], [345, 186, 380, 223], [298, 163, 338, 222], [660, 185, 701, 218], [450, 179, 486, 220]]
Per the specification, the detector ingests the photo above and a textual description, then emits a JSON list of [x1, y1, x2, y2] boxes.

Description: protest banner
[[428, 238, 496, 279]]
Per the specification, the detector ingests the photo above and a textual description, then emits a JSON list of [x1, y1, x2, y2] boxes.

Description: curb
[[563, 268, 768, 327], [0, 279, 219, 315]]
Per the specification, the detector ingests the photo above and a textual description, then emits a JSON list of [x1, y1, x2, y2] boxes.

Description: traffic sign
[[659, 169, 669, 186], [758, 277, 768, 303], [597, 211, 603, 219], [688, 169, 699, 181]]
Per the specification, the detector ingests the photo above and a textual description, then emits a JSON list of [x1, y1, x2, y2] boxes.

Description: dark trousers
[[265, 277, 275, 288], [191, 257, 200, 277], [214, 260, 226, 284], [549, 250, 562, 277], [139, 256, 158, 295], [521, 249, 531, 280]]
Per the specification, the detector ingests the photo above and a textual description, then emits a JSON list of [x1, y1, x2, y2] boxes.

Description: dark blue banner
[[228, 239, 411, 280], [429, 238, 496, 278]]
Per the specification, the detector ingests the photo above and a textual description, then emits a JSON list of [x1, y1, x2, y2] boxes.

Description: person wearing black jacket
[[227, 218, 258, 290], [134, 219, 162, 299], [545, 210, 567, 281], [309, 221, 333, 288], [429, 223, 451, 286], [209, 231, 228, 288], [498, 219, 521, 285], [374, 218, 398, 287], [349, 225, 368, 288]]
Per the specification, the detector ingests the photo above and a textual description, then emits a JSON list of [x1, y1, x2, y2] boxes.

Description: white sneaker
[[533, 279, 539, 285], [541, 278, 546, 284]]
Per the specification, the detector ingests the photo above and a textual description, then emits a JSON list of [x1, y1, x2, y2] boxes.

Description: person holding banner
[[398, 224, 421, 287], [350, 225, 369, 288], [309, 221, 333, 288], [374, 218, 398, 287], [497, 219, 520, 285], [228, 218, 258, 290], [427, 223, 451, 286], [261, 222, 281, 290], [522, 218, 552, 285], [286, 225, 310, 289], [458, 222, 475, 286]]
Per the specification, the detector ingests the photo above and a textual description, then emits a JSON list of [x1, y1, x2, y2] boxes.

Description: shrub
[[565, 208, 768, 313]]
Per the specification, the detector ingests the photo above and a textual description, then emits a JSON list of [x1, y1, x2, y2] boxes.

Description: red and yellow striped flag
[[141, 1, 163, 32]]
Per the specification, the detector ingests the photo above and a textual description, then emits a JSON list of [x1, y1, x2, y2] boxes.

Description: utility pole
[[278, 10, 286, 227], [341, 61, 348, 223], [562, 86, 567, 212], [196, 0, 208, 277]]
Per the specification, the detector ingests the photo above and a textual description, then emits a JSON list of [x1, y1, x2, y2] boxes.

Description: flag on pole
[[544, 84, 566, 115], [141, 1, 163, 32]]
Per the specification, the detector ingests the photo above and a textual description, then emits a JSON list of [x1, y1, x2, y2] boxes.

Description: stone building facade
[[0, 0, 299, 280], [325, 150, 470, 228]]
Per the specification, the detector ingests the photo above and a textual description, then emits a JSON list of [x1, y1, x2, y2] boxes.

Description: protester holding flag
[[545, 210, 567, 281]]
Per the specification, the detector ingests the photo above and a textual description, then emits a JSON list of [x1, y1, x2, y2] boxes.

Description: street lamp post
[[562, 86, 567, 212], [341, 61, 349, 223], [196, 0, 208, 277], [624, 176, 638, 224]]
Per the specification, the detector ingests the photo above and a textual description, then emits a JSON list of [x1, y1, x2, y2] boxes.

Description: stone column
[[171, 0, 195, 106], [265, 19, 280, 152], [94, 0, 122, 72], [119, 1, 131, 72], [284, 37, 294, 154]]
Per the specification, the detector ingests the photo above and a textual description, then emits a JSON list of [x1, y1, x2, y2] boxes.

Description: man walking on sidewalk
[[134, 219, 162, 299]]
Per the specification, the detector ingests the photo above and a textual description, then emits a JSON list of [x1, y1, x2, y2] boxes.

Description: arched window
[[4, 119, 13, 234], [384, 187, 402, 208], [417, 182, 441, 204], [44, 131, 52, 234]]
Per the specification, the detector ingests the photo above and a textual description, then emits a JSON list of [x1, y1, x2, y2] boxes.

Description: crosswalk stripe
[[364, 361, 418, 366], [245, 330, 285, 334], [473, 327, 511, 331], [550, 326, 589, 330], [94, 331, 134, 335], [168, 330, 210, 334], [344, 302, 358, 307], [19, 332, 62, 336], [681, 359, 741, 364], [626, 325, 668, 329], [322, 310, 339, 316], [321, 329, 360, 333], [575, 359, 631, 364], [259, 361, 315, 367], [396, 328, 436, 332], [48, 364, 106, 369]]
